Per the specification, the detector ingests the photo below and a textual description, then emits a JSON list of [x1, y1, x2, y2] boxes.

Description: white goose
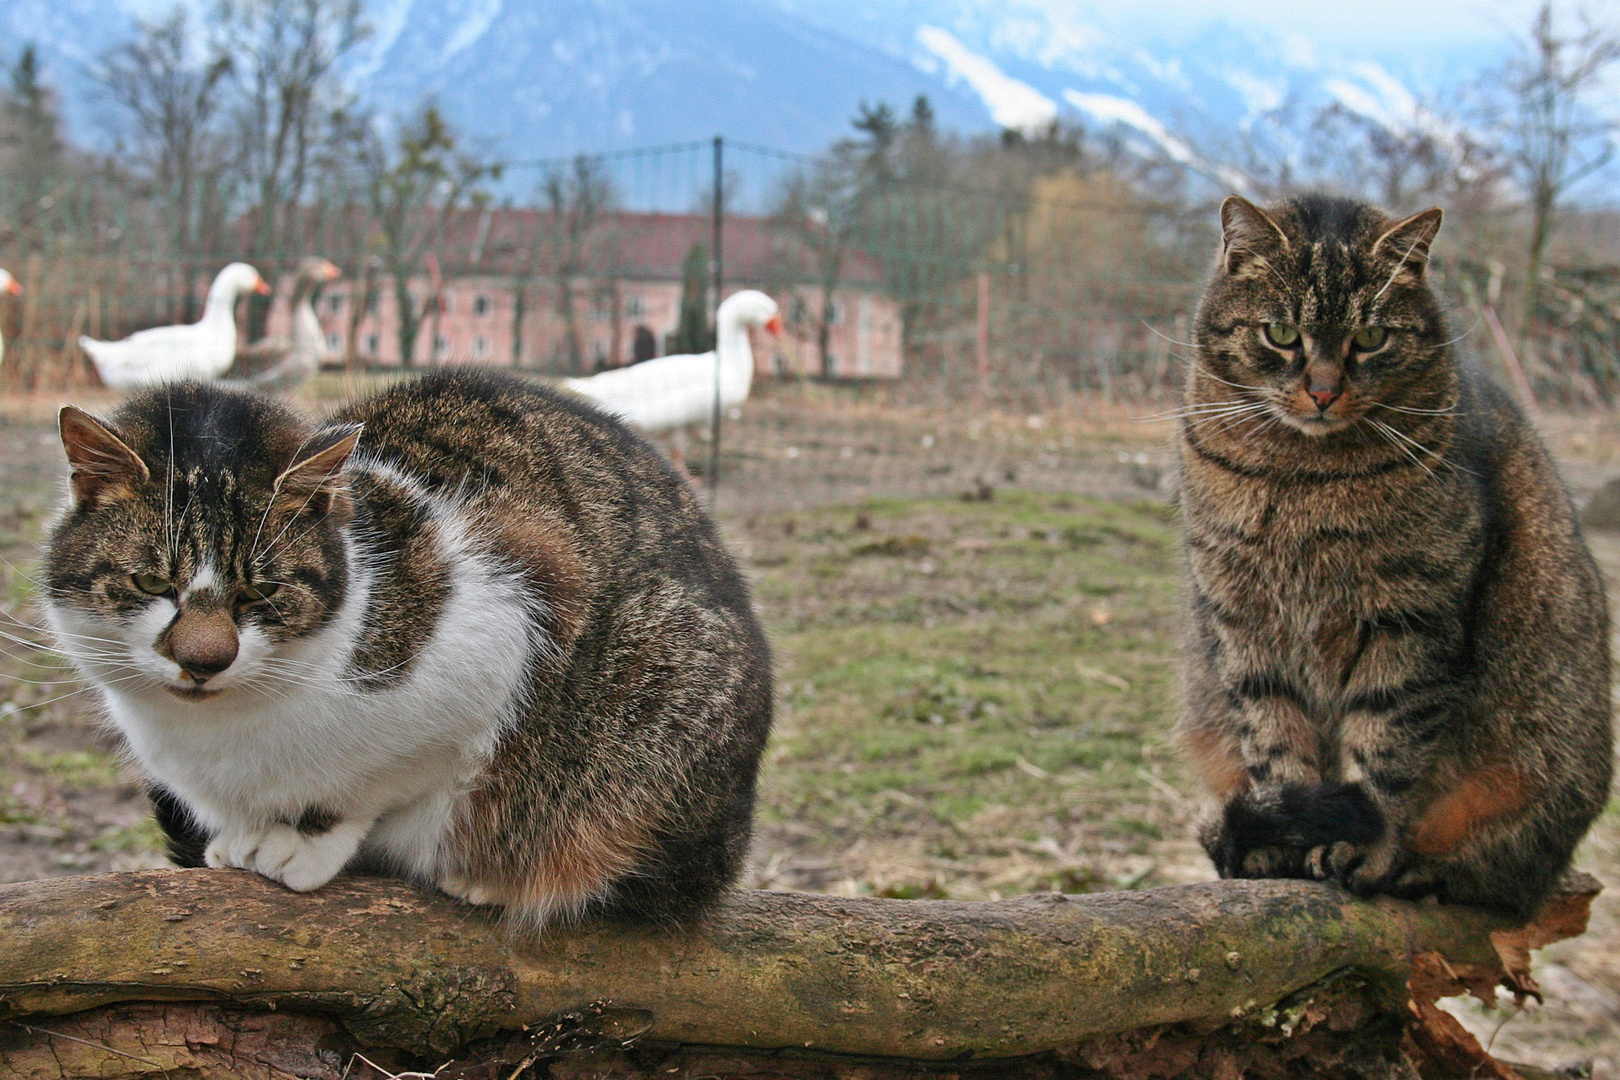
[[80, 262, 270, 390], [0, 268, 19, 367], [563, 290, 783, 432]]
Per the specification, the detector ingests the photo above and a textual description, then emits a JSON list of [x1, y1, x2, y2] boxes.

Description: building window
[[434, 335, 451, 359], [365, 334, 379, 354], [326, 332, 341, 352], [827, 300, 843, 326], [327, 293, 344, 314], [626, 295, 645, 318], [365, 292, 378, 315], [474, 294, 490, 316], [791, 296, 809, 324], [473, 336, 490, 358]]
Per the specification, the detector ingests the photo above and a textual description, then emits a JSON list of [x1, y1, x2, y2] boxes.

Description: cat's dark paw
[[1305, 837, 1410, 897], [1203, 815, 1311, 880], [1237, 844, 1312, 879]]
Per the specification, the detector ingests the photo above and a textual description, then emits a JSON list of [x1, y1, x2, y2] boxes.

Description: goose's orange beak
[[253, 276, 273, 295], [3, 279, 20, 296], [765, 314, 785, 336], [323, 261, 341, 281]]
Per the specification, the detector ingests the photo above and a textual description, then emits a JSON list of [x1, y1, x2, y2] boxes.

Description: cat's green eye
[[237, 582, 281, 603], [1352, 326, 1389, 351], [131, 572, 173, 596], [1263, 323, 1301, 348]]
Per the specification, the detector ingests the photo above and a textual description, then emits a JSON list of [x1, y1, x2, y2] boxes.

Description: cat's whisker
[[0, 625, 90, 657], [1367, 399, 1459, 417], [164, 392, 176, 561], [1369, 420, 1440, 480], [2, 673, 153, 716], [1, 617, 137, 652], [1134, 398, 1271, 422], [0, 641, 124, 670], [254, 500, 336, 567], [1205, 407, 1280, 439], [1433, 317, 1481, 351], [1372, 418, 1474, 476], [1251, 255, 1299, 300], [1370, 232, 1428, 306], [0, 552, 51, 592], [1140, 321, 1200, 351], [1187, 361, 1274, 395]]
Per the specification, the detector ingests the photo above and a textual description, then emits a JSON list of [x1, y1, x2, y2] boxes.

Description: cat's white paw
[[203, 823, 353, 892], [252, 824, 347, 892], [439, 871, 504, 907], [204, 829, 267, 871]]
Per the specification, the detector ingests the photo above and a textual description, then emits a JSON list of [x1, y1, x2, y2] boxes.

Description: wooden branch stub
[[0, 868, 1591, 1065]]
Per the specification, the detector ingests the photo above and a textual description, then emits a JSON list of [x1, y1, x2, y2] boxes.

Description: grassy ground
[[734, 490, 1203, 899], [0, 388, 1618, 1074]]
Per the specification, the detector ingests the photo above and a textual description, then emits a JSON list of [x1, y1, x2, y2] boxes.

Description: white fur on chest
[[53, 474, 536, 883]]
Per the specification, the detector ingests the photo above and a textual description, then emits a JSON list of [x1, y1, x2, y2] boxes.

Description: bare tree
[[540, 155, 613, 374], [214, 0, 367, 335], [1490, 1, 1620, 340], [362, 102, 495, 367], [96, 9, 234, 321]]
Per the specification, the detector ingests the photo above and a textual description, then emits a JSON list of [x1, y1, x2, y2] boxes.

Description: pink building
[[280, 211, 903, 379]]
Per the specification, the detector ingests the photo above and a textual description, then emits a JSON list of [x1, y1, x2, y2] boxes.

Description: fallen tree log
[[0, 868, 1599, 1079]]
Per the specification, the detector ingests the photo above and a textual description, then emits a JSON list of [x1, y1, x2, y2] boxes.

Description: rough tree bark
[[0, 868, 1598, 1080]]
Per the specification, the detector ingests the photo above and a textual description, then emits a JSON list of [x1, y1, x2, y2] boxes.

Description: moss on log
[[0, 868, 1598, 1079]]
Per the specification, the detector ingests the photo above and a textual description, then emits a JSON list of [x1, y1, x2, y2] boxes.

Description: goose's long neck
[[716, 310, 755, 391], [291, 277, 324, 349], [200, 284, 242, 326]]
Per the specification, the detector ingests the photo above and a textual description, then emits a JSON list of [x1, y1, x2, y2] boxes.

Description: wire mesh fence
[[0, 135, 1609, 513]]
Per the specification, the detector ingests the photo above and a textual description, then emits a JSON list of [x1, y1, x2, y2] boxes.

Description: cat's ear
[[1219, 195, 1289, 277], [1373, 207, 1443, 280], [59, 405, 150, 506], [274, 425, 362, 521]]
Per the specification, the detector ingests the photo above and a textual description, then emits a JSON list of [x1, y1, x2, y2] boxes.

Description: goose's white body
[[563, 290, 781, 432], [0, 268, 18, 366], [81, 263, 268, 390]]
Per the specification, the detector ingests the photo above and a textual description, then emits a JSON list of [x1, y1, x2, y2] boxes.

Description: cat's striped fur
[[1176, 193, 1612, 916], [45, 370, 772, 927]]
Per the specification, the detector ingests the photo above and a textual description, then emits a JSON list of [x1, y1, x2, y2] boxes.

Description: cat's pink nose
[[1309, 387, 1340, 411], [166, 610, 239, 680]]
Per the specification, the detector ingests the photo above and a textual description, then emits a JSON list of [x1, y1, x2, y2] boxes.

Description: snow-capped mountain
[[2, 0, 1518, 178]]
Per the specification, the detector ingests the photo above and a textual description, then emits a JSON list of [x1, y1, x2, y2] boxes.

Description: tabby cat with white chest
[[44, 369, 772, 927], [1177, 193, 1612, 916]]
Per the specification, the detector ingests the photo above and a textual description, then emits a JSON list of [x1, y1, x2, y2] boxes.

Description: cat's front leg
[[1311, 696, 1453, 897], [205, 812, 372, 892], [1218, 691, 1325, 878]]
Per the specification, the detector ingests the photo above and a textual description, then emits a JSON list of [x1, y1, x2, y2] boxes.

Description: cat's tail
[[148, 783, 210, 868]]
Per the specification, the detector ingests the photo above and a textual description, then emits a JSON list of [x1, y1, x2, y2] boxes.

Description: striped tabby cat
[[44, 370, 772, 927], [1177, 193, 1612, 916]]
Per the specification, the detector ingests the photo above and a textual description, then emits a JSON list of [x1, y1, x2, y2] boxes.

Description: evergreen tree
[[1, 45, 66, 241], [672, 242, 713, 354]]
